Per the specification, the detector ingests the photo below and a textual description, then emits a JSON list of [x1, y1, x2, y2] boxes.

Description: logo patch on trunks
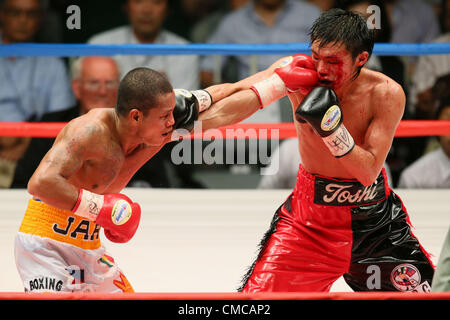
[[314, 173, 386, 206], [390, 264, 421, 291]]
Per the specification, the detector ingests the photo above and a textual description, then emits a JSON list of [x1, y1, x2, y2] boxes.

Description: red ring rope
[[0, 121, 449, 139], [0, 291, 450, 300]]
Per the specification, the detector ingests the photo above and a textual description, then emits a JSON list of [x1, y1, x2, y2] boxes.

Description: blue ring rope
[[1, 42, 450, 57]]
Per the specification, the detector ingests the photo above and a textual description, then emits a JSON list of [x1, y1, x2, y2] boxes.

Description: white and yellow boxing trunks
[[14, 199, 134, 293]]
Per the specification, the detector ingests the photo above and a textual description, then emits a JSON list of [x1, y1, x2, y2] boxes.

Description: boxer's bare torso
[[289, 68, 404, 179], [52, 109, 148, 193], [28, 93, 175, 210]]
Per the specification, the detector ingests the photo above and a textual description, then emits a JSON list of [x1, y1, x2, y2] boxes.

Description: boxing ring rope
[[2, 291, 450, 300], [1, 42, 450, 302], [2, 42, 450, 56], [1, 42, 449, 139], [0, 121, 449, 139]]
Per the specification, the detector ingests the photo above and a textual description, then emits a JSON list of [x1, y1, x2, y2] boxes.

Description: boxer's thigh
[[15, 232, 134, 292], [344, 257, 434, 292], [242, 215, 347, 292], [93, 253, 134, 293], [15, 232, 77, 292], [344, 194, 434, 292]]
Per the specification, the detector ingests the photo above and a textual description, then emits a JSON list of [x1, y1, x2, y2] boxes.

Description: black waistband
[[313, 171, 387, 206]]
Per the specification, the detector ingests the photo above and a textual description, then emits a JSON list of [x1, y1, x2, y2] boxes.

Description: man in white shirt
[[409, 33, 450, 118], [88, 0, 199, 90], [409, 0, 450, 118], [398, 102, 450, 188]]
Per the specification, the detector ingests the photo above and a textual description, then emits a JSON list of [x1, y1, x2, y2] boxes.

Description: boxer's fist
[[72, 190, 141, 243], [274, 54, 318, 92], [251, 55, 318, 108], [295, 86, 354, 158], [173, 89, 200, 132]]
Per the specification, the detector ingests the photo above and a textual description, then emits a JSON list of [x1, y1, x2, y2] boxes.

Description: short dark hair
[[309, 8, 375, 79], [116, 67, 173, 117], [437, 96, 450, 120]]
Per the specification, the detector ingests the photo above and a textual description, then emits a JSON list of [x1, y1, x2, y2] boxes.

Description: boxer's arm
[[204, 57, 290, 103], [199, 57, 299, 130], [199, 89, 261, 131], [338, 82, 405, 186], [27, 121, 96, 210]]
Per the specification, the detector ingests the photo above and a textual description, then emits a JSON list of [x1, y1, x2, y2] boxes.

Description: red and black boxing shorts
[[239, 165, 434, 292]]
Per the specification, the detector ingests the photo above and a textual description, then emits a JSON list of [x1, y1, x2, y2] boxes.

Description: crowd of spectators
[[0, 0, 449, 189]]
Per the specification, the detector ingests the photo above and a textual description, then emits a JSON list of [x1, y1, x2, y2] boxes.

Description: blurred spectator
[[432, 73, 450, 107], [397, 99, 450, 188], [190, 0, 250, 43], [0, 0, 75, 120], [60, 0, 129, 44], [410, 0, 450, 119], [165, 0, 223, 41], [307, 0, 335, 11], [34, 0, 65, 43], [88, 0, 199, 90], [10, 56, 121, 188], [386, 0, 440, 44], [71, 56, 120, 114], [386, 0, 441, 116], [200, 0, 321, 124], [0, 0, 75, 188], [259, 138, 393, 189], [440, 0, 450, 32], [389, 72, 450, 186], [11, 56, 183, 189]]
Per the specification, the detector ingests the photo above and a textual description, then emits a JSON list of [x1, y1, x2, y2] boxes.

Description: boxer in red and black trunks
[[199, 8, 434, 292], [238, 166, 433, 292]]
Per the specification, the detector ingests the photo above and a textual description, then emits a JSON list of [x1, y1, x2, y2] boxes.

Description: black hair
[[440, 0, 450, 33], [309, 8, 375, 80], [436, 95, 450, 120], [116, 67, 173, 117]]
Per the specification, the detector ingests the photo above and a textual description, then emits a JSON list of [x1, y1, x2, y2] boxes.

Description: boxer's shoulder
[[360, 69, 403, 95], [354, 70, 405, 124], [57, 109, 118, 154], [71, 109, 114, 133], [357, 69, 405, 107]]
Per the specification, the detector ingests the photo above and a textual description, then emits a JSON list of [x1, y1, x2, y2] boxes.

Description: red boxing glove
[[274, 54, 318, 93], [72, 189, 141, 243], [251, 55, 318, 108]]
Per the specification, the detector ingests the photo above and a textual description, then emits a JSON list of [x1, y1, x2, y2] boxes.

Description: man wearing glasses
[[10, 56, 121, 188]]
